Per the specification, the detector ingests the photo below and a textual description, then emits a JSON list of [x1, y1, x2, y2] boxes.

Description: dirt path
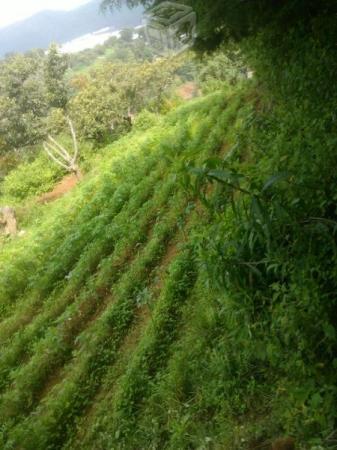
[[38, 174, 79, 204]]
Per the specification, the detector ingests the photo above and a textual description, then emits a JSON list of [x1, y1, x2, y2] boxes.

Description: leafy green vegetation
[[0, 152, 63, 201], [67, 26, 156, 73], [0, 49, 66, 151], [0, 2, 336, 449], [0, 91, 230, 448]]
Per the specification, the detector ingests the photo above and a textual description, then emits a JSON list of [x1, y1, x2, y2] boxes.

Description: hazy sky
[[0, 0, 90, 28]]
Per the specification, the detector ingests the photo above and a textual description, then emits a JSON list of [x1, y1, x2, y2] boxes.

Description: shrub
[[1, 151, 63, 201], [133, 110, 161, 132]]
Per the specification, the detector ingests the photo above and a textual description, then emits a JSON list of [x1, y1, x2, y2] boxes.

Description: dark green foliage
[[69, 56, 187, 142], [102, 0, 337, 51], [44, 44, 69, 109], [0, 46, 69, 153], [182, 14, 337, 448], [0, 52, 48, 151]]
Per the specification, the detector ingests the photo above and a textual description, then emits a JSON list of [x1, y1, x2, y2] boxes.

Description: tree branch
[[67, 117, 79, 165], [43, 143, 71, 171], [47, 135, 71, 161], [43, 118, 80, 175]]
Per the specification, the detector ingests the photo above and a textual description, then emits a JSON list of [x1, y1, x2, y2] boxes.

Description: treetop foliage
[[102, 0, 337, 50], [0, 47, 69, 153]]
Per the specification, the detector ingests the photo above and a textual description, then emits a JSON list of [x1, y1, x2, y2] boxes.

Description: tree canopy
[[101, 0, 336, 50]]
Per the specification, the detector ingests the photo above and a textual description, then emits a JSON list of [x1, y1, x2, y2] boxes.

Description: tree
[[69, 77, 123, 141], [69, 57, 182, 142], [101, 0, 336, 51], [44, 44, 69, 109], [0, 52, 48, 152], [197, 47, 247, 93], [0, 47, 70, 153]]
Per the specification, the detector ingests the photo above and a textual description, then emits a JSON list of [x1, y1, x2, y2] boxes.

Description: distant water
[[59, 27, 121, 53]]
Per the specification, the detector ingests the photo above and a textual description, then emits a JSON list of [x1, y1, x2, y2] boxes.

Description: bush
[[133, 110, 161, 132], [198, 47, 248, 94], [1, 151, 63, 201]]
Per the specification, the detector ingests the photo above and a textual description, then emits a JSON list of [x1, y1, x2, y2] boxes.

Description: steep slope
[[0, 75, 336, 449], [0, 0, 143, 57], [0, 92, 233, 448]]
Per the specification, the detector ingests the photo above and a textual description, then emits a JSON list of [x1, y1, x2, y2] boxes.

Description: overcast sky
[[0, 0, 91, 28]]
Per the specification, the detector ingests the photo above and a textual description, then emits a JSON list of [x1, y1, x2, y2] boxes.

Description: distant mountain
[[0, 0, 144, 57]]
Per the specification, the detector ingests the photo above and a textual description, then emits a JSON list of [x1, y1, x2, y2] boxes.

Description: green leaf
[[310, 392, 323, 408], [323, 323, 336, 340], [262, 172, 291, 192], [208, 169, 243, 185]]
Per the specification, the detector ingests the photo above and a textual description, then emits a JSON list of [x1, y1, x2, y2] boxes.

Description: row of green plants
[[43, 20, 337, 447], [80, 249, 197, 450], [5, 58, 335, 447], [0, 172, 176, 394], [96, 273, 231, 449], [1, 191, 189, 449], [0, 93, 237, 448], [0, 127, 182, 383], [0, 127, 166, 314], [60, 94, 247, 449]]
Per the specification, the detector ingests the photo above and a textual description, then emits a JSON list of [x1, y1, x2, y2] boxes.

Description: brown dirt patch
[[177, 82, 200, 101], [38, 174, 79, 204]]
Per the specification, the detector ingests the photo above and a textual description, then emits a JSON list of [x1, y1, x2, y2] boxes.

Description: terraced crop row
[[0, 92, 240, 449]]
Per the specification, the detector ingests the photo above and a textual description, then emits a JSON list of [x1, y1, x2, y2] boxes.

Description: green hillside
[[1, 77, 336, 448], [0, 5, 337, 448], [0, 91, 238, 449]]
